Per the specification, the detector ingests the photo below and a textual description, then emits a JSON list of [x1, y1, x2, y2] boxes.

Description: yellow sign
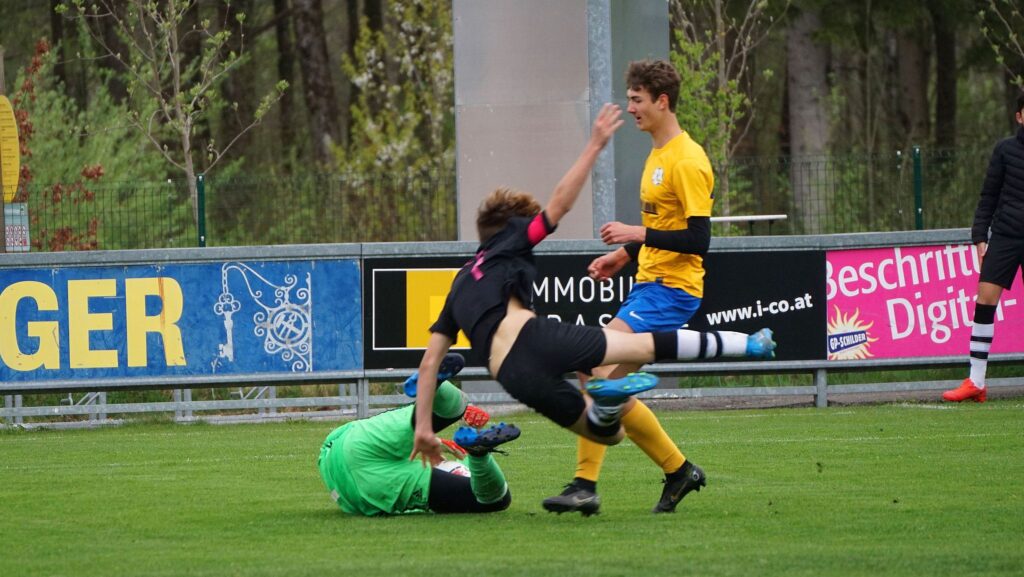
[[404, 269, 470, 349], [0, 94, 20, 203]]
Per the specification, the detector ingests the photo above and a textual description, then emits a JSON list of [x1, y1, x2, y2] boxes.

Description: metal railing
[[3, 362, 1022, 428]]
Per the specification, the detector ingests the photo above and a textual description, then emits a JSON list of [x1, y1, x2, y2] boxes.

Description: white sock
[[674, 330, 750, 358], [969, 322, 994, 389], [587, 400, 622, 426]]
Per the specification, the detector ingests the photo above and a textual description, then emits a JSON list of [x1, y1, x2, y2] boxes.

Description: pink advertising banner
[[825, 244, 1024, 360]]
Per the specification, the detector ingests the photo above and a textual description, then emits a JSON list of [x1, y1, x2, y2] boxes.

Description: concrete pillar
[[453, 0, 668, 240]]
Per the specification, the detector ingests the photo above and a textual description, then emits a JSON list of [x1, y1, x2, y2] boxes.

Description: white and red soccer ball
[[434, 460, 471, 477]]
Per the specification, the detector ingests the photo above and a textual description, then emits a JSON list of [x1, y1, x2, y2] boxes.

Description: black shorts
[[979, 233, 1024, 289], [428, 469, 511, 514], [495, 317, 607, 428]]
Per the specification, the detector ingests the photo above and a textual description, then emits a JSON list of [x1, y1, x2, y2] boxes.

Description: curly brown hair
[[476, 187, 541, 242], [625, 59, 681, 112]]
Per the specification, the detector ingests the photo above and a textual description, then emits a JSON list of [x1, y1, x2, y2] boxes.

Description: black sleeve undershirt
[[624, 216, 711, 259]]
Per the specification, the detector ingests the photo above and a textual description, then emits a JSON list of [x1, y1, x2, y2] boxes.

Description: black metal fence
[[1, 148, 992, 252], [203, 171, 458, 247], [714, 147, 990, 236]]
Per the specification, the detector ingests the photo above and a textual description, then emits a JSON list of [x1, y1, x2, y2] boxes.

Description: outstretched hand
[[599, 221, 644, 245], [588, 250, 628, 281], [410, 430, 444, 468], [590, 103, 624, 147], [544, 102, 624, 227]]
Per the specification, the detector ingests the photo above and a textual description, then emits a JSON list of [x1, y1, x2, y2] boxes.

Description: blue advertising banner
[[0, 259, 362, 383]]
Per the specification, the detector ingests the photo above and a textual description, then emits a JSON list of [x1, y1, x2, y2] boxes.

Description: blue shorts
[[615, 282, 701, 333]]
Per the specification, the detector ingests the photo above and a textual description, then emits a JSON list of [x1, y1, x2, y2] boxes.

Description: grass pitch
[[2, 400, 1022, 577]]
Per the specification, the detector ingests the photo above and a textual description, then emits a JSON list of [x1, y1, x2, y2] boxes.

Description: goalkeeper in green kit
[[317, 354, 520, 516]]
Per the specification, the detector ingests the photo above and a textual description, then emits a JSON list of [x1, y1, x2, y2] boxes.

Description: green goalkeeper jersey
[[318, 404, 433, 516]]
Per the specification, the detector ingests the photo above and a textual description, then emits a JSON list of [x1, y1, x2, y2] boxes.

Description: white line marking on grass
[[682, 431, 1011, 447], [706, 411, 857, 420], [0, 453, 303, 472]]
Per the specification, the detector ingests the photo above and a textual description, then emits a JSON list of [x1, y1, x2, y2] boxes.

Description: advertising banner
[[4, 203, 30, 252], [0, 259, 362, 384], [364, 254, 635, 369], [690, 251, 827, 361], [364, 250, 826, 369], [825, 244, 1024, 360]]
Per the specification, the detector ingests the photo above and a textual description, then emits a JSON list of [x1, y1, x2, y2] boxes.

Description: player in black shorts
[[944, 92, 1024, 403], [410, 104, 776, 467]]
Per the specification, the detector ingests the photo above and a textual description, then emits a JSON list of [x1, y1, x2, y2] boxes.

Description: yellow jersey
[[636, 131, 714, 297]]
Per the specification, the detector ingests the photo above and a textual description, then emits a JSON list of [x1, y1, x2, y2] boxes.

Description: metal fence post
[[814, 368, 828, 408], [197, 173, 207, 247], [912, 146, 923, 230], [4, 395, 24, 426], [357, 379, 369, 419], [183, 388, 193, 420], [173, 389, 183, 421]]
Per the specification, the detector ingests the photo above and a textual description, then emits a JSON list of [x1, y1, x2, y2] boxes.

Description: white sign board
[[5, 202, 30, 252]]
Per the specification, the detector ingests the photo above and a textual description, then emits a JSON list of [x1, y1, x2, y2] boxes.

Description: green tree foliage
[[5, 0, 1020, 246], [59, 0, 287, 226], [671, 35, 747, 166], [206, 0, 456, 246], [12, 38, 170, 250], [334, 0, 455, 240], [670, 0, 788, 224], [978, 0, 1024, 88], [338, 0, 453, 177]]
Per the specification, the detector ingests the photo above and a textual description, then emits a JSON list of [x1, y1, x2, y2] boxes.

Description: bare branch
[[61, 0, 286, 224], [982, 0, 1024, 81]]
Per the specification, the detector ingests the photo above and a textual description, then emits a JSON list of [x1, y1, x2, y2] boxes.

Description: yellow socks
[[621, 400, 685, 474], [574, 400, 684, 482], [574, 435, 609, 481]]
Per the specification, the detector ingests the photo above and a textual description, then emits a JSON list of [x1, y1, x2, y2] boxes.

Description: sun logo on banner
[[827, 305, 878, 360]]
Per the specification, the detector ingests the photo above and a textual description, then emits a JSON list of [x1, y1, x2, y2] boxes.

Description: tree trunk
[[930, 3, 956, 149], [218, 0, 256, 157], [180, 2, 210, 171], [786, 8, 831, 234], [49, 0, 68, 91], [294, 0, 341, 166], [53, 0, 88, 109], [207, 0, 256, 233], [1006, 68, 1023, 132], [88, 0, 130, 103], [712, 0, 734, 227], [896, 26, 930, 148], [274, 0, 296, 156]]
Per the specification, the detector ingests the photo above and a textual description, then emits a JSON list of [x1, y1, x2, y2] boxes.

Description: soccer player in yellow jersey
[[543, 59, 715, 515]]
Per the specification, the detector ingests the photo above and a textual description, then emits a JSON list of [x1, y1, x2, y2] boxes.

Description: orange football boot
[[942, 379, 987, 403], [462, 404, 490, 429]]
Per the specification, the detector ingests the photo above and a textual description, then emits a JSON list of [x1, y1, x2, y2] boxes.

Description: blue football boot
[[452, 422, 521, 456], [585, 372, 659, 403], [403, 353, 466, 397], [745, 328, 776, 359]]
